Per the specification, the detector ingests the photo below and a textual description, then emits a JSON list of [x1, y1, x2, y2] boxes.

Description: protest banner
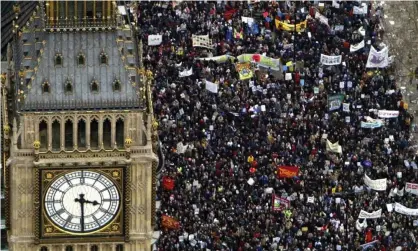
[[235, 62, 253, 80], [361, 121, 383, 129], [272, 194, 290, 211], [378, 110, 399, 118], [343, 103, 350, 112], [205, 80, 219, 93], [364, 174, 387, 191], [148, 34, 162, 46], [405, 182, 418, 195], [328, 94, 344, 111], [237, 54, 282, 71], [326, 140, 342, 154], [360, 240, 379, 250], [315, 12, 329, 26], [361, 116, 384, 128], [358, 209, 382, 219], [350, 40, 365, 52], [275, 19, 307, 32], [162, 215, 180, 230], [196, 55, 236, 63], [320, 54, 342, 65], [307, 196, 315, 203], [353, 3, 368, 15], [277, 166, 299, 178], [162, 176, 175, 190], [192, 34, 212, 49], [241, 16, 254, 24], [366, 46, 389, 68], [394, 203, 418, 216], [356, 219, 368, 231], [179, 68, 193, 78]]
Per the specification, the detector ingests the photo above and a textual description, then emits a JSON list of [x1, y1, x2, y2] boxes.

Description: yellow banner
[[275, 20, 307, 32], [235, 62, 253, 80]]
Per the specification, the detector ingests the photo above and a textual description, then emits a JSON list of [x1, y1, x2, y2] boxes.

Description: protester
[[137, 1, 417, 250]]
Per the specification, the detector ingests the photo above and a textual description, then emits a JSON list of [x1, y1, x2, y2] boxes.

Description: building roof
[[15, 3, 143, 111]]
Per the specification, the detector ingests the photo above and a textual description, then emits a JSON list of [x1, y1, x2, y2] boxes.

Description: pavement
[[381, 1, 418, 137]]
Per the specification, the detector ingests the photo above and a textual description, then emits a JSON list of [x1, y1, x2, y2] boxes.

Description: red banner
[[162, 215, 180, 230], [277, 166, 299, 178], [224, 6, 237, 20], [162, 176, 175, 190]]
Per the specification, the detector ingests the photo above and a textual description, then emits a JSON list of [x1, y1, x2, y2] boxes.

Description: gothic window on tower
[[42, 81, 50, 94], [78, 119, 86, 149], [65, 246, 73, 251], [90, 118, 99, 149], [91, 80, 99, 93], [113, 79, 121, 92], [90, 246, 98, 251], [100, 52, 108, 65], [52, 119, 61, 151], [39, 120, 48, 151], [103, 118, 112, 149], [65, 80, 73, 94], [40, 247, 48, 251], [116, 118, 124, 148], [77, 53, 85, 66], [55, 53, 63, 66], [116, 244, 124, 251], [65, 119, 73, 150]]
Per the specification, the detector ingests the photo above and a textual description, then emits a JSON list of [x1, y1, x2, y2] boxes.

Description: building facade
[[2, 1, 157, 250]]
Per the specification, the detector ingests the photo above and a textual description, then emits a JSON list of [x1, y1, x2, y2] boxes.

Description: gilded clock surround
[[36, 166, 130, 244]]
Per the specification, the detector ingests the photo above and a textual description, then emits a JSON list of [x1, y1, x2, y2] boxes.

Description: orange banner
[[162, 215, 180, 230], [277, 165, 299, 178]]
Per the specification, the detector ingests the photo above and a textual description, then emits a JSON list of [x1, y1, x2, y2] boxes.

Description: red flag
[[162, 176, 175, 190], [277, 166, 299, 178], [224, 6, 237, 20], [162, 215, 180, 230]]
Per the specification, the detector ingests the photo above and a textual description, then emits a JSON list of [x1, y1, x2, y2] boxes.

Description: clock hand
[[74, 194, 86, 232]]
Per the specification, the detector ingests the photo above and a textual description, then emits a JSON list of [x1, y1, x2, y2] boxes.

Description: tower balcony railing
[[45, 18, 117, 29]]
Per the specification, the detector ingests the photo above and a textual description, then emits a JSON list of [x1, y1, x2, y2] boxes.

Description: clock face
[[44, 170, 120, 233]]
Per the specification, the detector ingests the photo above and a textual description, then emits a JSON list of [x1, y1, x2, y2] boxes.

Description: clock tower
[[3, 1, 158, 251]]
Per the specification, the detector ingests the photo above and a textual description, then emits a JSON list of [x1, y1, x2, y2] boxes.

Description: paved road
[[381, 1, 418, 136]]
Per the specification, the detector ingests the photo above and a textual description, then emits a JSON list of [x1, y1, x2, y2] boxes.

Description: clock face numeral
[[44, 170, 121, 233]]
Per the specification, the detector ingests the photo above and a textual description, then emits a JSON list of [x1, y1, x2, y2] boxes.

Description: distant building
[[1, 1, 157, 250]]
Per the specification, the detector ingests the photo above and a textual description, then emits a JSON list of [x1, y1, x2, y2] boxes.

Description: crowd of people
[[136, 1, 417, 250]]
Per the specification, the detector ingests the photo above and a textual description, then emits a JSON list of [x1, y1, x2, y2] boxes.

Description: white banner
[[358, 27, 366, 37], [353, 3, 368, 15], [315, 12, 329, 26], [148, 35, 162, 46], [196, 55, 236, 63], [179, 68, 193, 78], [343, 103, 350, 112], [356, 219, 368, 231], [307, 196, 315, 203], [192, 34, 212, 49], [350, 40, 365, 52], [406, 182, 418, 196], [320, 54, 342, 65], [241, 16, 255, 24], [358, 209, 382, 219], [378, 110, 399, 118], [205, 80, 218, 93], [326, 139, 342, 154], [364, 174, 387, 191], [366, 46, 389, 68], [394, 203, 418, 216]]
